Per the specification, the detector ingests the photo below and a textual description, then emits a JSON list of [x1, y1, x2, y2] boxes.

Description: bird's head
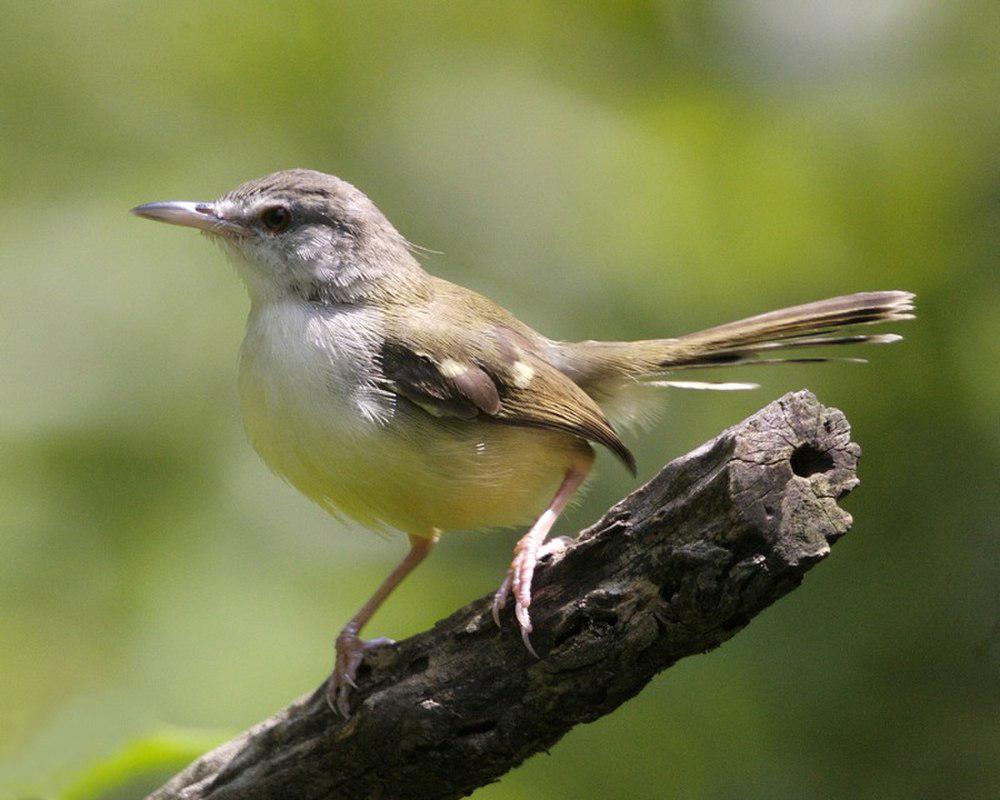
[[131, 169, 424, 304]]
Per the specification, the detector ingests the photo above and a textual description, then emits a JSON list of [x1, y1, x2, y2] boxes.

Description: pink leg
[[491, 460, 591, 655], [327, 533, 437, 717]]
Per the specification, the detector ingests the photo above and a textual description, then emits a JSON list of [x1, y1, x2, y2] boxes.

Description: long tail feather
[[659, 291, 914, 369], [737, 333, 902, 351], [559, 291, 915, 394], [645, 380, 760, 390]]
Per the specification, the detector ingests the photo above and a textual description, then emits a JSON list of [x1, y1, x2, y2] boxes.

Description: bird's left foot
[[325, 632, 395, 717], [491, 535, 573, 656]]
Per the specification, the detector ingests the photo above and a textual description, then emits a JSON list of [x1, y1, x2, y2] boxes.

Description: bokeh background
[[1, 2, 997, 798]]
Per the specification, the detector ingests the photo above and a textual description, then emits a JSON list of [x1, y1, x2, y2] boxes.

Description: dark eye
[[260, 205, 291, 233]]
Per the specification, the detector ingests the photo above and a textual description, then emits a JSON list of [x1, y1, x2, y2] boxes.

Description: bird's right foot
[[491, 535, 574, 654]]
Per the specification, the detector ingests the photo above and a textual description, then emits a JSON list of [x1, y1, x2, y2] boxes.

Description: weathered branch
[[149, 390, 860, 800]]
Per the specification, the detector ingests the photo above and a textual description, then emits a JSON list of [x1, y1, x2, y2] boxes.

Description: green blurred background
[[1, 2, 997, 798]]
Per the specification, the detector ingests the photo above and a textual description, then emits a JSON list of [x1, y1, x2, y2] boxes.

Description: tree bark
[[148, 390, 860, 800]]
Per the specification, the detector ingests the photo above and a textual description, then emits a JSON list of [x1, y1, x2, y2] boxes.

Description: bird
[[131, 169, 914, 715]]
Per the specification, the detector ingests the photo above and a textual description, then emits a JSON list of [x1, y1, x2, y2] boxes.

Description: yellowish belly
[[237, 319, 585, 537], [241, 390, 583, 537]]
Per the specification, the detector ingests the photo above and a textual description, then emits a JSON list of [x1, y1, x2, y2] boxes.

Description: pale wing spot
[[439, 358, 468, 378], [511, 360, 535, 388]]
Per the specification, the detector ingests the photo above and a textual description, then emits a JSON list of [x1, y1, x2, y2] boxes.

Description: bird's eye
[[260, 205, 291, 233]]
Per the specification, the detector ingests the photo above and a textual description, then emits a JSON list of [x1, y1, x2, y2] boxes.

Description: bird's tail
[[561, 291, 915, 393]]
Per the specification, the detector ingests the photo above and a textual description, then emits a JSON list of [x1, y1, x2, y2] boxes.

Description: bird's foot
[[491, 535, 573, 655], [326, 632, 395, 717]]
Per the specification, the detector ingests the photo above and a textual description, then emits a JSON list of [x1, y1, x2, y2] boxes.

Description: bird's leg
[[492, 457, 591, 655], [327, 532, 437, 717]]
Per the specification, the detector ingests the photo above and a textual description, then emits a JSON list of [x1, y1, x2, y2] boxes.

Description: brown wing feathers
[[381, 342, 501, 419], [379, 286, 913, 474], [379, 330, 636, 473], [494, 351, 636, 473]]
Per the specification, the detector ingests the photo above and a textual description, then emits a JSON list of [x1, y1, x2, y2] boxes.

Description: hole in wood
[[790, 443, 834, 477]]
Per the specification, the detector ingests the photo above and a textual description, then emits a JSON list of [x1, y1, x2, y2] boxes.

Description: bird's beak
[[129, 201, 245, 236]]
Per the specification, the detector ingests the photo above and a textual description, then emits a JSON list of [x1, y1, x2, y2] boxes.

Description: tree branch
[[148, 390, 860, 800]]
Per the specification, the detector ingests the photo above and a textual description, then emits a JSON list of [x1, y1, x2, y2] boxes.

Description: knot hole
[[790, 443, 834, 477]]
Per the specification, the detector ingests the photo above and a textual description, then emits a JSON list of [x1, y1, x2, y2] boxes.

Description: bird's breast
[[236, 299, 580, 536], [238, 300, 392, 497]]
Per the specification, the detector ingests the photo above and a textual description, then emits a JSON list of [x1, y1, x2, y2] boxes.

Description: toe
[[335, 685, 352, 718], [520, 623, 539, 658], [515, 602, 539, 658], [328, 633, 381, 718], [515, 599, 532, 633], [324, 678, 339, 714], [341, 669, 359, 690], [492, 571, 512, 627]]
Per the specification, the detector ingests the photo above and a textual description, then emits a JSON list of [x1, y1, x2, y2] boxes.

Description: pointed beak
[[129, 201, 245, 235]]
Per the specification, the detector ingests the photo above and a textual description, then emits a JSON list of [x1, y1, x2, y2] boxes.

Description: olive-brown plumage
[[131, 169, 915, 714]]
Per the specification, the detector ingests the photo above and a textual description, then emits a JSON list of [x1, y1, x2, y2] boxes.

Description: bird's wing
[[380, 324, 635, 473]]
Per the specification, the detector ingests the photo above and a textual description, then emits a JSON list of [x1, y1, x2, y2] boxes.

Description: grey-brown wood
[[148, 390, 860, 800]]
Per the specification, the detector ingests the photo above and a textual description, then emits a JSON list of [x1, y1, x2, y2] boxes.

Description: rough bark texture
[[148, 391, 860, 800]]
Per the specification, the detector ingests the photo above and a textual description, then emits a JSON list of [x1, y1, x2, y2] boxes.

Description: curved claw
[[491, 571, 512, 628], [518, 613, 539, 658], [514, 588, 541, 658]]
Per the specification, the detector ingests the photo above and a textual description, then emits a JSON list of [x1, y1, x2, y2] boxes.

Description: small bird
[[132, 169, 914, 715]]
